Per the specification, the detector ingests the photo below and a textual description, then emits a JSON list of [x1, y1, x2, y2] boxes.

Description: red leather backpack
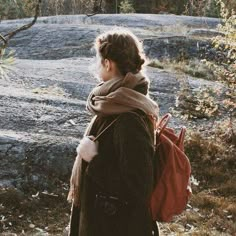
[[150, 113, 192, 222]]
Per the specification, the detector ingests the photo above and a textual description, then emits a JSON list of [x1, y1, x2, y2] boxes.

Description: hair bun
[[95, 30, 146, 75]]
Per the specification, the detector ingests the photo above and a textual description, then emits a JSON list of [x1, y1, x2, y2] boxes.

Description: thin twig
[[0, 34, 7, 45]]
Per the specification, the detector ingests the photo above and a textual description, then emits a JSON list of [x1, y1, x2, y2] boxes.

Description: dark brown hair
[[95, 29, 146, 76]]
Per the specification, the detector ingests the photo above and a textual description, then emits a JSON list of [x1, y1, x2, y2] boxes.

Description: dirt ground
[[1, 147, 235, 236], [0, 184, 70, 235]]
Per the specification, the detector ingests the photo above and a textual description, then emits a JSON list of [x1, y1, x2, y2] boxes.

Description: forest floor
[[0, 125, 235, 235]]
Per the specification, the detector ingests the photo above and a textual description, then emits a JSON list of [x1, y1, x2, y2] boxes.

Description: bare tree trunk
[[104, 0, 117, 13]]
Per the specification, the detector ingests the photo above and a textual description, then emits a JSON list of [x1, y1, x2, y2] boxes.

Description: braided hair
[[94, 29, 146, 76]]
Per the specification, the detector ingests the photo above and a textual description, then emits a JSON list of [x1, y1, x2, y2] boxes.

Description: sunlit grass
[[148, 58, 216, 80], [32, 85, 68, 97]]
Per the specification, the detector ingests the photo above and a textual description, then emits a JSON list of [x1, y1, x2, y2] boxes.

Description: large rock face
[[1, 14, 221, 60], [0, 14, 223, 190]]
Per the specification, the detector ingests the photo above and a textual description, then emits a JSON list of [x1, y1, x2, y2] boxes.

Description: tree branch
[[0, 34, 7, 45], [0, 0, 42, 50]]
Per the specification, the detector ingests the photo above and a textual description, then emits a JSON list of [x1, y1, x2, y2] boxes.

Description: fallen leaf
[[29, 223, 35, 228], [32, 192, 39, 198]]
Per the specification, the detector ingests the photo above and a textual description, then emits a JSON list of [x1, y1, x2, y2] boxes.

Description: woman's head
[[94, 29, 146, 81]]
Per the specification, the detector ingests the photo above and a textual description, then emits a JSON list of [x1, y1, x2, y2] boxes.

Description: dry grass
[[191, 193, 224, 210], [176, 192, 236, 234], [173, 60, 215, 80], [32, 85, 67, 97], [144, 24, 190, 36], [179, 122, 235, 234], [147, 59, 164, 69], [148, 58, 215, 80], [0, 187, 70, 234]]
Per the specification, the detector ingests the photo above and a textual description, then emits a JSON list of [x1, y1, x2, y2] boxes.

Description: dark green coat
[[69, 110, 156, 236]]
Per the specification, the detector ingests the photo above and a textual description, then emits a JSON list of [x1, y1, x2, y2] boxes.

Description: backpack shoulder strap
[[94, 111, 147, 142], [93, 111, 157, 143], [93, 116, 120, 141], [126, 110, 158, 148]]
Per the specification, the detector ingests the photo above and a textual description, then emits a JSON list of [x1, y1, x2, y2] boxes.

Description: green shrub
[[119, 0, 135, 14], [184, 0, 220, 17], [0, 0, 97, 19], [175, 85, 219, 119], [204, 1, 236, 116]]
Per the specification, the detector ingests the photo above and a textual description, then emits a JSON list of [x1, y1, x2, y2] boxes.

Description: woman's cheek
[[99, 68, 108, 81]]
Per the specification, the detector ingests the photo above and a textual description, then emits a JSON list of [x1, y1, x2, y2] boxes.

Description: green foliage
[[0, 0, 36, 20], [0, 0, 97, 19], [204, 0, 221, 17], [203, 1, 236, 116], [0, 0, 22, 19], [119, 0, 135, 13], [174, 2, 235, 120], [40, 0, 98, 16], [1, 0, 232, 17], [174, 84, 219, 119], [0, 49, 15, 79], [213, 1, 236, 66], [184, 0, 220, 17]]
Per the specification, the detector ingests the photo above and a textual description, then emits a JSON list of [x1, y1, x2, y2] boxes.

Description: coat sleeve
[[113, 112, 154, 207]]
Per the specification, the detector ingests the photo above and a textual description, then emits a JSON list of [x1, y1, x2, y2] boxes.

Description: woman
[[68, 29, 159, 236]]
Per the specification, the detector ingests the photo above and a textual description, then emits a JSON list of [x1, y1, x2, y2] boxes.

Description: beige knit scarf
[[68, 72, 159, 207], [87, 72, 159, 117]]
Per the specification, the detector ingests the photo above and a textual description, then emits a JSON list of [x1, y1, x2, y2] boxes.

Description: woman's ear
[[104, 59, 111, 72]]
